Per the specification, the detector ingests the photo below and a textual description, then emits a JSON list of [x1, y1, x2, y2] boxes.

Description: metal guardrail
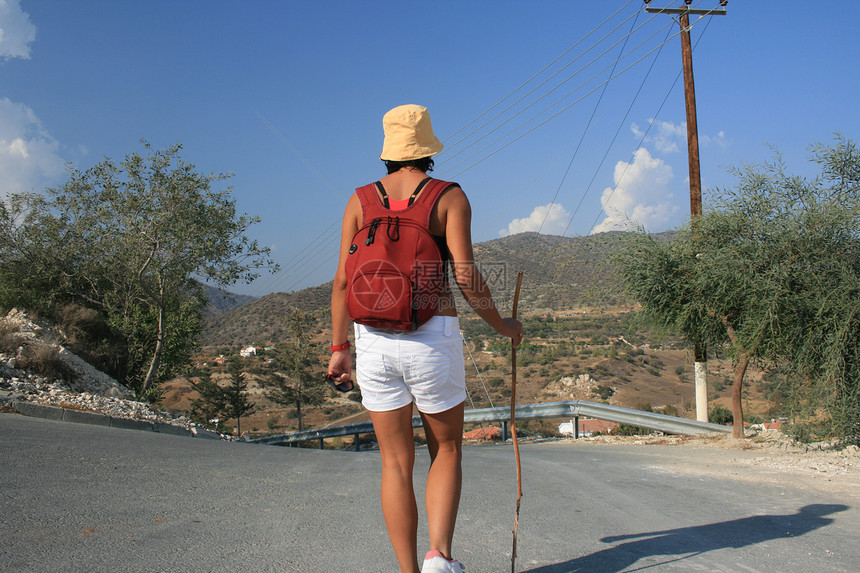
[[249, 400, 730, 448]]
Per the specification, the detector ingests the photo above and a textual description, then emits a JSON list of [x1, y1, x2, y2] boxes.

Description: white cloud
[[501, 203, 571, 237], [0, 0, 36, 60], [631, 119, 685, 153], [632, 119, 730, 153], [591, 147, 679, 234], [701, 129, 730, 149], [0, 98, 65, 198]]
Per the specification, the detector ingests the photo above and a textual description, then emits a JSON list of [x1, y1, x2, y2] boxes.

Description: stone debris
[[1, 309, 225, 438], [542, 373, 601, 401]]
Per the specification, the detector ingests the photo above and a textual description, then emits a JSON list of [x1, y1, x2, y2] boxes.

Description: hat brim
[[380, 143, 443, 162]]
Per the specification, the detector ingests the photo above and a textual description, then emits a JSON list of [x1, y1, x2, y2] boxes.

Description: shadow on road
[[521, 503, 848, 573]]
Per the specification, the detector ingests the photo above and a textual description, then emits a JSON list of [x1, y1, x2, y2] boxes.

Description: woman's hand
[[327, 350, 353, 384], [496, 317, 524, 348]]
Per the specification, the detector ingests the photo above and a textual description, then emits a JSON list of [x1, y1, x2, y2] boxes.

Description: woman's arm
[[328, 195, 361, 382], [442, 187, 523, 344]]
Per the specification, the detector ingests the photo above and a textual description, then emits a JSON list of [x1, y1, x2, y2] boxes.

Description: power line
[[559, 19, 676, 238], [470, 0, 715, 297], [438, 11, 668, 172], [536, 9, 642, 235], [463, 333, 496, 409], [584, 44, 684, 236], [254, 110, 345, 201], [442, 4, 643, 160], [444, 1, 636, 147], [250, 2, 718, 297], [443, 21, 682, 178], [250, 220, 341, 296], [588, 5, 719, 236], [281, 247, 339, 294]]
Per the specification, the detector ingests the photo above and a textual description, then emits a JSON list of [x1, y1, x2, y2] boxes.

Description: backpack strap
[[354, 178, 458, 227], [374, 182, 389, 209], [374, 178, 432, 209], [408, 178, 458, 227]]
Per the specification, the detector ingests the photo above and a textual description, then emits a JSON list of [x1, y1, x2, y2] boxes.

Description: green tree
[[264, 308, 326, 431], [0, 141, 276, 398], [223, 362, 257, 436], [618, 135, 859, 442], [189, 374, 227, 431]]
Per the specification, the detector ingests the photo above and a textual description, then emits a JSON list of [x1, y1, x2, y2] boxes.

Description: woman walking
[[328, 104, 522, 573]]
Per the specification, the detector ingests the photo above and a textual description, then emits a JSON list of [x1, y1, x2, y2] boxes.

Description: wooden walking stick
[[510, 271, 524, 573]]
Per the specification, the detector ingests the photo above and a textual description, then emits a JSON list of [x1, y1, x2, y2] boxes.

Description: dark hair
[[383, 157, 435, 174]]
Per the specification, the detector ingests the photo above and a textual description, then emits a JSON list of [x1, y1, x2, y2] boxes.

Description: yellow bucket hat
[[379, 104, 444, 161]]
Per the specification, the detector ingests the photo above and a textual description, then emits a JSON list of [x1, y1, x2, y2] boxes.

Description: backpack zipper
[[365, 218, 381, 245]]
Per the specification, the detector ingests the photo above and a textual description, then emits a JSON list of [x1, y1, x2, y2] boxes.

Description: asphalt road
[[1, 413, 857, 572]]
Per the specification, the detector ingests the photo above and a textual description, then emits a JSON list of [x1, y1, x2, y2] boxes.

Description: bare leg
[[369, 404, 421, 573], [420, 402, 464, 560]]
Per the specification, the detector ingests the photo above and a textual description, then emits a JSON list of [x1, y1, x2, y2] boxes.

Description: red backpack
[[346, 178, 457, 331]]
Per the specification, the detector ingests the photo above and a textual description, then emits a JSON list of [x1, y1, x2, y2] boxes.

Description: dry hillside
[[164, 306, 773, 437], [176, 230, 772, 437]]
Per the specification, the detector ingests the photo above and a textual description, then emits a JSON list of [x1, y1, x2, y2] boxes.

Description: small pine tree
[[263, 308, 326, 431], [189, 374, 227, 431], [223, 362, 256, 436]]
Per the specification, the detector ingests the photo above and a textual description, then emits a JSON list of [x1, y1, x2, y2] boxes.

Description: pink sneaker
[[422, 550, 465, 573]]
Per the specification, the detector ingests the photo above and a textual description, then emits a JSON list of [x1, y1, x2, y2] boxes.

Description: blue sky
[[2, 0, 858, 296]]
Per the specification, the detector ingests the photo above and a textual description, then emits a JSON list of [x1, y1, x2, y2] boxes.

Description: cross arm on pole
[[645, 7, 726, 16]]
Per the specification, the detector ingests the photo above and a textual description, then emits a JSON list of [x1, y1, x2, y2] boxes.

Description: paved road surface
[[1, 413, 857, 572]]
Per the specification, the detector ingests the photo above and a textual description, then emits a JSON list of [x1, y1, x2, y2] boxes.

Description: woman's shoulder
[[436, 183, 470, 211], [345, 191, 362, 208], [343, 192, 363, 223]]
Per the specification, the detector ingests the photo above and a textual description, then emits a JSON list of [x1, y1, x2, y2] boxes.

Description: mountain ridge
[[201, 230, 670, 347], [200, 284, 258, 318]]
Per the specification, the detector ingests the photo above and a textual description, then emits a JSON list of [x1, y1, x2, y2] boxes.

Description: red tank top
[[388, 198, 410, 211]]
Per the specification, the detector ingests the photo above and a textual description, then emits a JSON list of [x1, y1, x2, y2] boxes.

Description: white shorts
[[354, 315, 466, 414]]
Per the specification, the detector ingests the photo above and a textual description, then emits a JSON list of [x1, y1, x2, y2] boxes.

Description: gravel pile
[[0, 309, 213, 435]]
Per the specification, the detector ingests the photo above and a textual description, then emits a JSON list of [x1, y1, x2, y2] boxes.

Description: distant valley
[[179, 230, 768, 437]]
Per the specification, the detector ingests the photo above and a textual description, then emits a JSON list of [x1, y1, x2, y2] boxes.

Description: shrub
[[709, 405, 733, 425], [57, 304, 109, 344], [518, 419, 561, 438], [613, 424, 652, 436], [0, 322, 22, 355], [17, 343, 74, 383], [592, 385, 615, 400], [660, 404, 679, 417], [136, 385, 165, 403]]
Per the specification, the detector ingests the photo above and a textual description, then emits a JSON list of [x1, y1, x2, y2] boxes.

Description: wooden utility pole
[[680, 8, 702, 218], [645, 1, 726, 422]]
